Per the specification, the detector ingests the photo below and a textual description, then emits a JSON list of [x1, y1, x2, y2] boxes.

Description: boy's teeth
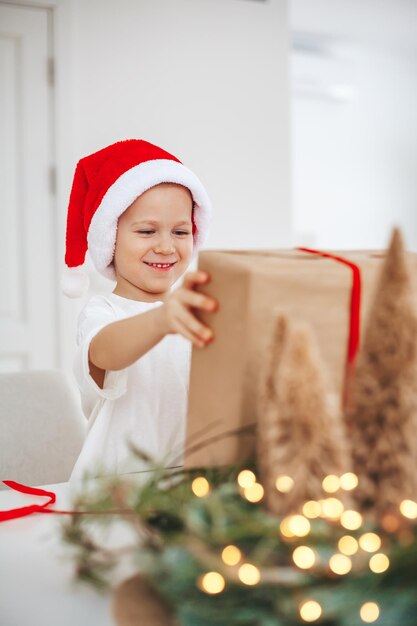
[[148, 262, 173, 268]]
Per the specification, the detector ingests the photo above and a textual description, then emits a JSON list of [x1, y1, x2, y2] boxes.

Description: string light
[[339, 472, 359, 491], [275, 475, 294, 493], [338, 535, 359, 556], [340, 510, 363, 530], [280, 515, 311, 538], [280, 517, 295, 538], [400, 499, 417, 519], [359, 533, 381, 553], [381, 513, 400, 533], [221, 545, 242, 566], [198, 572, 225, 594], [322, 475, 340, 493], [238, 563, 261, 585], [292, 546, 316, 569], [360, 602, 380, 623], [303, 500, 322, 519], [243, 482, 264, 503], [321, 497, 344, 519], [191, 477, 210, 497], [237, 470, 256, 489], [369, 553, 390, 574], [299, 600, 322, 622], [329, 554, 352, 575]]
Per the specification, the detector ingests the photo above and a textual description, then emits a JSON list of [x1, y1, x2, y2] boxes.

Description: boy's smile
[[144, 261, 177, 271], [112, 183, 194, 302]]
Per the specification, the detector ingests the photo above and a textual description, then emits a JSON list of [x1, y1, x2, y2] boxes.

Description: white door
[[0, 3, 56, 371]]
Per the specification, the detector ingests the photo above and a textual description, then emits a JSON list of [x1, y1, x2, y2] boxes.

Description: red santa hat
[[62, 139, 212, 297]]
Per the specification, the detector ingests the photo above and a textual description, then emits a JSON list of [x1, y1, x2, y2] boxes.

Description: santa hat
[[62, 139, 212, 297]]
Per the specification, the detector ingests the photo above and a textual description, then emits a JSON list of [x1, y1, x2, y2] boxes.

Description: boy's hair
[[62, 140, 211, 298]]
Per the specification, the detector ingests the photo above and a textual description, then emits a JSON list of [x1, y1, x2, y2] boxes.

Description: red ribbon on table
[[296, 247, 362, 403], [0, 480, 58, 522], [0, 479, 134, 523]]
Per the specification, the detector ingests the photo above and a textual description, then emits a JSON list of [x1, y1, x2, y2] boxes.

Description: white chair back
[[0, 370, 86, 487]]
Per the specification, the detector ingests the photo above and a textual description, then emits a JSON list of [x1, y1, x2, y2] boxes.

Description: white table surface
[[0, 476, 146, 626]]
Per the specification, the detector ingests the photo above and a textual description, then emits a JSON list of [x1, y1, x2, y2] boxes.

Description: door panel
[[0, 4, 56, 371]]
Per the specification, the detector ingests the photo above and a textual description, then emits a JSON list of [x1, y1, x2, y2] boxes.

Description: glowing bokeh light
[[360, 602, 380, 623], [238, 563, 261, 585], [321, 497, 344, 519], [299, 600, 322, 622], [192, 477, 210, 497], [221, 545, 242, 566], [400, 499, 417, 519], [340, 510, 363, 530], [280, 515, 311, 538], [359, 533, 381, 553], [244, 482, 264, 503], [237, 470, 256, 489], [339, 472, 358, 491], [287, 515, 311, 537], [303, 500, 322, 519], [322, 474, 340, 493], [338, 535, 359, 556], [329, 553, 352, 575], [381, 513, 400, 533], [198, 571, 225, 594], [275, 475, 295, 493], [369, 553, 390, 574], [292, 546, 316, 569]]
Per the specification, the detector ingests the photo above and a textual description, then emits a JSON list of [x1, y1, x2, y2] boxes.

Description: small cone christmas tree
[[257, 315, 288, 493], [257, 315, 350, 516], [113, 573, 176, 626], [346, 228, 417, 515]]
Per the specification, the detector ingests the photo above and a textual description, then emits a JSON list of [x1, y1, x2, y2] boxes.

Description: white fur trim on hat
[[61, 266, 90, 298], [87, 159, 211, 281]]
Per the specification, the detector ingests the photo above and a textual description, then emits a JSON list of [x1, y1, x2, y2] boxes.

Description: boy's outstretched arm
[[88, 271, 217, 385]]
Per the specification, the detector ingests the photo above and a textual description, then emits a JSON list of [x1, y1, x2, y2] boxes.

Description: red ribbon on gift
[[296, 247, 362, 406]]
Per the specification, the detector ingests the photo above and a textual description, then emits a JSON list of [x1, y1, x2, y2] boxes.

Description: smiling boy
[[63, 140, 216, 479]]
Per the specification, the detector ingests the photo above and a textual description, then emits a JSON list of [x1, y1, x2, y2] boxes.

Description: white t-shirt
[[70, 293, 191, 480]]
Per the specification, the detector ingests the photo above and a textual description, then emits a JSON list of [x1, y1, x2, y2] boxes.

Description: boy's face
[[112, 183, 194, 301]]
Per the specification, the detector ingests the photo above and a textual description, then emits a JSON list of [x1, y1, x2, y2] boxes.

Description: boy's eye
[[136, 229, 190, 236]]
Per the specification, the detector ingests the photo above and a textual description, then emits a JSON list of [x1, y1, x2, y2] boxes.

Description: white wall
[[54, 0, 292, 371], [289, 0, 417, 251], [63, 0, 292, 250]]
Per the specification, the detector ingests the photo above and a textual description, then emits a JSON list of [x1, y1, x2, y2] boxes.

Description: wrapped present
[[184, 248, 417, 468]]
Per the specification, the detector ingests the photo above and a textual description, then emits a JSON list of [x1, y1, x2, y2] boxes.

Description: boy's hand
[[160, 270, 218, 348]]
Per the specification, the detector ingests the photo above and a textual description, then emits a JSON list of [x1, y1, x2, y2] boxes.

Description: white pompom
[[61, 266, 90, 298]]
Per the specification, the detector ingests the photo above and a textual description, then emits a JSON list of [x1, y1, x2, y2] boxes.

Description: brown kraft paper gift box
[[184, 248, 417, 469]]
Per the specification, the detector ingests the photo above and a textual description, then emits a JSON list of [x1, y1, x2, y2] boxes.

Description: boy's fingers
[[174, 318, 205, 348], [183, 271, 210, 289], [176, 319, 213, 348], [178, 289, 217, 311], [177, 307, 213, 341]]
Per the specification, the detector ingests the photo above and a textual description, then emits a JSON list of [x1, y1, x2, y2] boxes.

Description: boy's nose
[[153, 236, 176, 255]]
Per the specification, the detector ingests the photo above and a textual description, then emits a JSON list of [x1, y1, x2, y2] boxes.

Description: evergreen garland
[[61, 458, 417, 626]]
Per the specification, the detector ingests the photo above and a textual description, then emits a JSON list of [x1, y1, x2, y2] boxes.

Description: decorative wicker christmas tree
[[257, 315, 350, 516], [346, 229, 417, 515]]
